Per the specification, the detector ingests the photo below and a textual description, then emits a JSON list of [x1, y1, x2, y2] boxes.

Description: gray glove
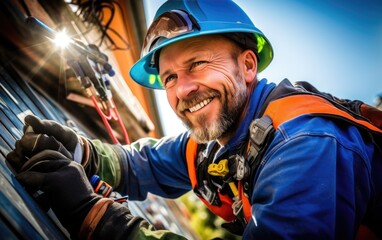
[[6, 115, 98, 176]]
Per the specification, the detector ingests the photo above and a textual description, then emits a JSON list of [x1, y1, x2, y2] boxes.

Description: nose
[[176, 74, 198, 99]]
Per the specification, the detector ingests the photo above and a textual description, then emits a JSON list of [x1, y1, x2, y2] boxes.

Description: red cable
[[90, 95, 130, 144]]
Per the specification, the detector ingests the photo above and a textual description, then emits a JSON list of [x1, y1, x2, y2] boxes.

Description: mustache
[[177, 90, 219, 113]]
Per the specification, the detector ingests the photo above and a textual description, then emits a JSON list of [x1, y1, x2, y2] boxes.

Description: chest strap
[[185, 139, 252, 225]]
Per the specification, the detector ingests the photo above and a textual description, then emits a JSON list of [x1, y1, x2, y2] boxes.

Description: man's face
[[159, 35, 253, 143]]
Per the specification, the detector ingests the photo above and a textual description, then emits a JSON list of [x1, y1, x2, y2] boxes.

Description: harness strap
[[185, 138, 252, 224], [248, 115, 275, 165], [186, 138, 198, 188], [264, 94, 382, 134]]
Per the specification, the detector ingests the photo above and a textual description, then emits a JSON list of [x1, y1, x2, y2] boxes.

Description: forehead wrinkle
[[160, 50, 206, 77]]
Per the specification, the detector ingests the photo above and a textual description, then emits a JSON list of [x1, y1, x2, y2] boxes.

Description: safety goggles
[[141, 10, 200, 61]]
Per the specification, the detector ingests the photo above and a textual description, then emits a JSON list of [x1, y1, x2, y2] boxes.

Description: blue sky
[[143, 0, 382, 136]]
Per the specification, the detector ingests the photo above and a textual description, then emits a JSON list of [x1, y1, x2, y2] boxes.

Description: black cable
[[67, 0, 129, 50]]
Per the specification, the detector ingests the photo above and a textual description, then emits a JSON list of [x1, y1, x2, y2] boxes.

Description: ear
[[241, 50, 258, 84]]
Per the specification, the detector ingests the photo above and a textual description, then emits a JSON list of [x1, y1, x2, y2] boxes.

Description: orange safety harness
[[185, 88, 382, 236], [186, 138, 252, 222]]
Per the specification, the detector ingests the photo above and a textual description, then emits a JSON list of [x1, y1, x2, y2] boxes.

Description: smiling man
[[7, 0, 382, 239], [160, 35, 256, 144]]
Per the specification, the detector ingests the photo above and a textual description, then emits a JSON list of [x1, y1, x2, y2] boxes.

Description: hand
[[18, 151, 186, 240], [17, 150, 101, 236], [23, 114, 85, 162], [6, 115, 93, 174]]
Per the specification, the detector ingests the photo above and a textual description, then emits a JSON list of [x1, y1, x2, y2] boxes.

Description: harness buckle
[[225, 154, 247, 181], [248, 115, 274, 162], [199, 180, 219, 205], [232, 199, 243, 216], [234, 154, 246, 180]]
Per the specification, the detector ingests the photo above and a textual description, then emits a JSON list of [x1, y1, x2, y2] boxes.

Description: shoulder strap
[[264, 94, 382, 134], [245, 89, 382, 198], [185, 137, 198, 188], [249, 85, 382, 239]]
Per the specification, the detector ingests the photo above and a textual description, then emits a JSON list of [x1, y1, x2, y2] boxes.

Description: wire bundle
[[67, 0, 130, 50]]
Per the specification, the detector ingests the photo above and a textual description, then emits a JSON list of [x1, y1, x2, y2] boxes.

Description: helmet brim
[[130, 29, 272, 90]]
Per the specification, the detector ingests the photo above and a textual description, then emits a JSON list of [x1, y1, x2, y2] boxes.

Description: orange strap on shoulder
[[264, 94, 382, 133], [185, 138, 198, 188]]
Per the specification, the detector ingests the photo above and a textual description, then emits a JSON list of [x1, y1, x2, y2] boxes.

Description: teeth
[[189, 98, 212, 112]]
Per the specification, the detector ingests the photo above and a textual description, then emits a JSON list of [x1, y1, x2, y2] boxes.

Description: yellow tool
[[208, 159, 238, 197]]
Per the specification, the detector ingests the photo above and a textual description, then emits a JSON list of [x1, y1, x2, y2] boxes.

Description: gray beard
[[184, 81, 248, 144], [186, 112, 230, 144]]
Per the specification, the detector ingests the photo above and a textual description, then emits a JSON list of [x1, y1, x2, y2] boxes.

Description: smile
[[189, 98, 213, 112]]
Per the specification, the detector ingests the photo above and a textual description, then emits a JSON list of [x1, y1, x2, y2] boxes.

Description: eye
[[163, 74, 177, 87], [190, 61, 207, 70]]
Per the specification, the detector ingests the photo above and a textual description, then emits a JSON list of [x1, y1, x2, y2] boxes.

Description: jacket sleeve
[[91, 202, 187, 240], [91, 132, 193, 200], [243, 116, 374, 239]]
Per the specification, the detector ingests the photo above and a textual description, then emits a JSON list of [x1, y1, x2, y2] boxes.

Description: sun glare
[[54, 30, 71, 48]]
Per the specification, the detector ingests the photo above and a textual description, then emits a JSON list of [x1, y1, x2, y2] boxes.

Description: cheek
[[207, 64, 238, 87], [166, 90, 178, 112]]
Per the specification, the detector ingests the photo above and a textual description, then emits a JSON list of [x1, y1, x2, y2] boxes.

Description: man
[[6, 0, 381, 239]]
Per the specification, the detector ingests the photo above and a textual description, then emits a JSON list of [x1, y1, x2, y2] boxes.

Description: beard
[[178, 74, 248, 144]]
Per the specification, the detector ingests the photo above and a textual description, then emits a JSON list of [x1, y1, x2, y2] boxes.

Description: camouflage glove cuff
[[91, 139, 123, 189]]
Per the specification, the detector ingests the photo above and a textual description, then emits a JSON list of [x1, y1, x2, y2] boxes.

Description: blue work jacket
[[107, 79, 381, 239]]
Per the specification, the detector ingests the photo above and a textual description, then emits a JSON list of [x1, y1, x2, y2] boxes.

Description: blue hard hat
[[130, 0, 273, 89]]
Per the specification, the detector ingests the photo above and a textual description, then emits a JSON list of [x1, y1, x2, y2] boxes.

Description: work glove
[[16, 149, 101, 237], [6, 114, 98, 177], [17, 150, 188, 240]]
